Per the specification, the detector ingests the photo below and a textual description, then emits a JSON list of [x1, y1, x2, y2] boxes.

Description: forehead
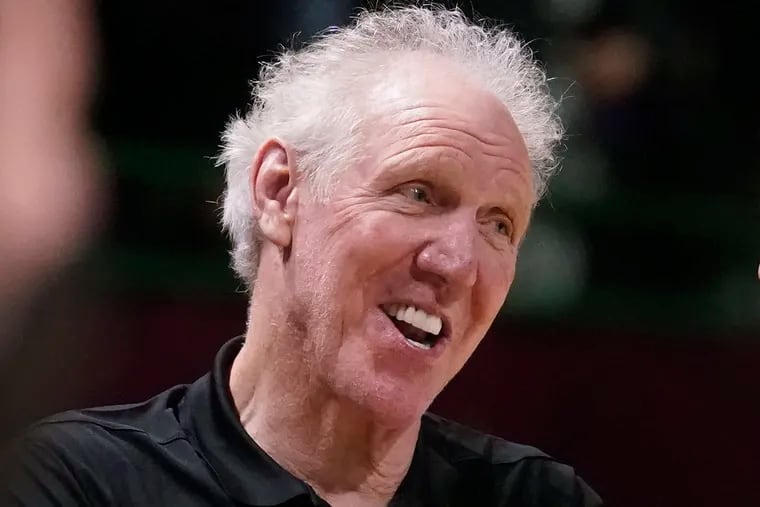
[[370, 55, 522, 133], [358, 55, 534, 197]]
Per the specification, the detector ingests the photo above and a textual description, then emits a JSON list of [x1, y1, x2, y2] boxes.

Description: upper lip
[[381, 300, 451, 338]]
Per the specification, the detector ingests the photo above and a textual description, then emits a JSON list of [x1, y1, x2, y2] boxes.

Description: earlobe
[[259, 199, 291, 247], [250, 138, 298, 248]]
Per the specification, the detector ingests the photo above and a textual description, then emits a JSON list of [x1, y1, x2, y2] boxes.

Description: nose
[[414, 215, 478, 296]]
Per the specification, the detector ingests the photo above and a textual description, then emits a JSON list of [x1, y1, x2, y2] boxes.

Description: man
[[2, 5, 603, 506]]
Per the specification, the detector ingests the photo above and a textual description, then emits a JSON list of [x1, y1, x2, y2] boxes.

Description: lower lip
[[374, 307, 448, 361]]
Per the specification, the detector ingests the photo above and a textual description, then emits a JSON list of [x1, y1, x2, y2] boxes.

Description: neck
[[229, 294, 419, 506]]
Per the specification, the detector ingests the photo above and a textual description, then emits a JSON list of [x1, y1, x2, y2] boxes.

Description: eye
[[493, 218, 513, 238], [401, 184, 433, 204]]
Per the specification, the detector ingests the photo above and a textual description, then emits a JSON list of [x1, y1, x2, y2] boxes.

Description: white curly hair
[[217, 4, 565, 289]]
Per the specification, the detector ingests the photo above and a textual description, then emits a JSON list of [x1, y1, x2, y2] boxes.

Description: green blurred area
[[88, 136, 759, 334], [86, 1, 760, 335]]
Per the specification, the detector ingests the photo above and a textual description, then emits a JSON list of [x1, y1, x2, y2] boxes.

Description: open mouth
[[382, 304, 445, 350]]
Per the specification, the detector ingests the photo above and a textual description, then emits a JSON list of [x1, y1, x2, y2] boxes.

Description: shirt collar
[[180, 336, 458, 506], [180, 336, 311, 505]]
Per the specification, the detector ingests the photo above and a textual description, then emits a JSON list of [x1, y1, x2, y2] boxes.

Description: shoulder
[[421, 413, 604, 506], [24, 383, 190, 452], [1, 384, 198, 505], [421, 412, 549, 464]]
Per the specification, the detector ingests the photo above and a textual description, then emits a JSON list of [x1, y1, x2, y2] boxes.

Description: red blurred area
[[6, 297, 755, 507]]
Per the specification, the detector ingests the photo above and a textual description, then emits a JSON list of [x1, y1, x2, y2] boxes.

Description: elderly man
[[2, 5, 602, 506]]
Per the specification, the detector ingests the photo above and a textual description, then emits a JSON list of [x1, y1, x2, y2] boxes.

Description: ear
[[250, 138, 299, 248]]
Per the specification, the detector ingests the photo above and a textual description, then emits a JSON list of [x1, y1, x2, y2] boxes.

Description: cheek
[[470, 252, 516, 327], [330, 210, 415, 277], [294, 208, 413, 311], [495, 253, 518, 302], [446, 258, 514, 374]]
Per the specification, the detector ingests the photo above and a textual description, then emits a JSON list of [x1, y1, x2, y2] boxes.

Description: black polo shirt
[[1, 337, 603, 506]]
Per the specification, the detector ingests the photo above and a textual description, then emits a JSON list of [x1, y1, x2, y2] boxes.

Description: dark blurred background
[[2, 1, 759, 506]]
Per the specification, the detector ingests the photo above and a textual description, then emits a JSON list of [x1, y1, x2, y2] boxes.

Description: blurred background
[[1, 1, 758, 506]]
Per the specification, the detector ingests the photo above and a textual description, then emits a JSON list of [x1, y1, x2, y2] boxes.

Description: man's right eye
[[402, 185, 432, 204]]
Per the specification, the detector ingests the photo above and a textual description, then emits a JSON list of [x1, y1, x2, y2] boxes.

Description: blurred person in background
[[0, 0, 111, 469], [0, 0, 105, 350], [2, 5, 602, 506]]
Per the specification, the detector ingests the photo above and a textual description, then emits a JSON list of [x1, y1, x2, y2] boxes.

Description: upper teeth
[[385, 304, 442, 336]]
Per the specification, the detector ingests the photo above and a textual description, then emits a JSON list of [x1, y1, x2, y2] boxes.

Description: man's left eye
[[494, 219, 512, 237]]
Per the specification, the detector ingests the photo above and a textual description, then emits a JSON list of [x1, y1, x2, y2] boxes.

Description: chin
[[322, 316, 443, 427], [335, 369, 435, 428]]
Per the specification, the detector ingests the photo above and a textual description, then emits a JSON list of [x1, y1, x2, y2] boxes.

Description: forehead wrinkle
[[481, 151, 533, 186], [386, 130, 479, 164], [371, 94, 534, 196], [376, 136, 532, 191], [379, 122, 530, 187], [387, 104, 517, 149], [390, 121, 513, 155], [379, 144, 474, 174]]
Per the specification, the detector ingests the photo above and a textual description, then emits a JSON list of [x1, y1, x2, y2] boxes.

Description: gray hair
[[217, 4, 565, 289]]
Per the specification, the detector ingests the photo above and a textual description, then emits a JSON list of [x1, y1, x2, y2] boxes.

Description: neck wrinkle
[[229, 299, 419, 505]]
